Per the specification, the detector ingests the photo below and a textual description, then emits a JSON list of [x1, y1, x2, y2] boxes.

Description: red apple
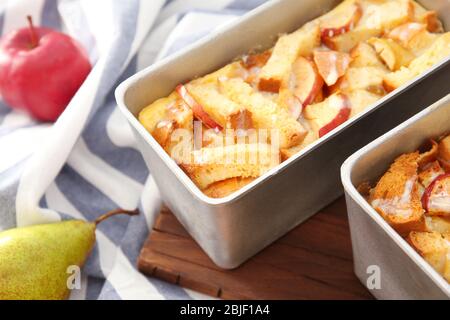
[[175, 84, 222, 131], [320, 2, 362, 39], [0, 16, 91, 121], [318, 93, 351, 137], [313, 50, 351, 86], [421, 173, 450, 213], [290, 56, 323, 107]]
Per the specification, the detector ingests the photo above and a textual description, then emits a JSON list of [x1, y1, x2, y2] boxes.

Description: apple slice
[[318, 94, 351, 138], [387, 23, 426, 46], [277, 90, 303, 119], [176, 84, 222, 131], [387, 23, 438, 56], [320, 1, 362, 39], [421, 173, 450, 215], [289, 57, 324, 107], [313, 50, 351, 86]]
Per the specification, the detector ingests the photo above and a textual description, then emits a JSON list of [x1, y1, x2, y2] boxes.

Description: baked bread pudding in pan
[[139, 0, 450, 198], [368, 134, 450, 283]]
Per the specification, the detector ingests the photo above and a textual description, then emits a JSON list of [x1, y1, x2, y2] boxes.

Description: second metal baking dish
[[116, 0, 450, 268], [342, 94, 450, 299]]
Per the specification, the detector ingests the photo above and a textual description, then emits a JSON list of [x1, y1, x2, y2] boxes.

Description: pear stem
[[94, 208, 139, 226], [26, 15, 38, 49]]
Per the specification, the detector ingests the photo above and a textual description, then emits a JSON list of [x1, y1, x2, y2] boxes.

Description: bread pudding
[[368, 134, 450, 283], [139, 0, 450, 198]]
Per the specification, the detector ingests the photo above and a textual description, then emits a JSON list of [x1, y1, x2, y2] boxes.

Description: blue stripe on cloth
[[0, 8, 3, 36], [98, 189, 192, 299], [162, 10, 241, 57], [97, 280, 121, 300], [85, 0, 141, 125], [82, 239, 103, 278], [129, 214, 192, 299], [0, 103, 11, 125], [226, 0, 268, 11], [60, 0, 98, 62], [54, 165, 130, 242], [99, 270, 193, 300], [0, 159, 29, 230], [184, 8, 246, 16], [82, 56, 149, 185], [86, 276, 106, 300], [53, 207, 105, 279], [41, 0, 61, 29], [148, 278, 193, 300], [164, 29, 214, 56], [39, 191, 48, 209], [115, 211, 149, 263]]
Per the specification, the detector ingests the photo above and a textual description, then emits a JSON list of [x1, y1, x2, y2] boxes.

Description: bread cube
[[258, 21, 320, 92], [383, 32, 450, 91], [181, 143, 279, 189], [219, 77, 307, 148], [370, 152, 426, 236]]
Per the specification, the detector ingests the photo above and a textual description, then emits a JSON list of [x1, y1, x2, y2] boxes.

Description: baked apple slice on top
[[422, 174, 450, 217], [286, 56, 323, 107], [411, 0, 444, 33], [419, 161, 445, 188], [278, 56, 323, 116], [176, 84, 222, 131], [368, 38, 415, 71], [319, 0, 362, 39], [303, 92, 351, 138], [383, 32, 450, 92], [313, 50, 351, 86], [323, 0, 412, 52], [349, 42, 386, 69], [386, 23, 439, 57]]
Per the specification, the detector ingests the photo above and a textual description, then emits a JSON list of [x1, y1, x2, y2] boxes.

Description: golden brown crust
[[418, 140, 439, 169], [383, 33, 450, 92], [370, 152, 426, 236], [407, 231, 448, 277], [438, 135, 450, 171], [180, 143, 279, 189], [418, 160, 444, 188]]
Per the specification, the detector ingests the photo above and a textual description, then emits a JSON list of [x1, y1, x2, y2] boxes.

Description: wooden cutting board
[[137, 197, 373, 300]]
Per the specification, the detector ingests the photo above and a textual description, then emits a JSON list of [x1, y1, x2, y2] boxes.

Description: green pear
[[0, 208, 138, 300]]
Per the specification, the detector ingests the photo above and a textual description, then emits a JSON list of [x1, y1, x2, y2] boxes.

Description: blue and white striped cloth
[[0, 0, 268, 300]]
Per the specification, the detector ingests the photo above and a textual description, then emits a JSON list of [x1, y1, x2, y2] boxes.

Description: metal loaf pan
[[341, 94, 450, 299], [116, 0, 450, 268]]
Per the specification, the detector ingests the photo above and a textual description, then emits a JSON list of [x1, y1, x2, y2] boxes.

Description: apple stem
[[26, 15, 38, 49], [94, 208, 139, 225]]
